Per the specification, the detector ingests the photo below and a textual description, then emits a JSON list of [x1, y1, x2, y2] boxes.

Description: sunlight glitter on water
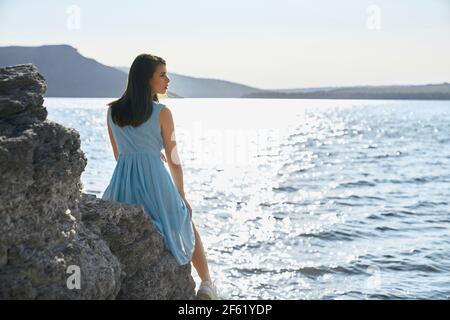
[[45, 97, 450, 299]]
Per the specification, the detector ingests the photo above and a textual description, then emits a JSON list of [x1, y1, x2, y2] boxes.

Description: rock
[[0, 64, 195, 299], [79, 194, 195, 299], [0, 64, 47, 123]]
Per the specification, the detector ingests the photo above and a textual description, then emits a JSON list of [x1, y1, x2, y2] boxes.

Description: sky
[[1, 0, 449, 89]]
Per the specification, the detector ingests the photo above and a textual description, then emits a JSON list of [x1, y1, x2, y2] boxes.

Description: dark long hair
[[108, 54, 166, 127]]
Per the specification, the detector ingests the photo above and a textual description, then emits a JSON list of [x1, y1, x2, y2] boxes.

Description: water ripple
[[45, 98, 450, 300]]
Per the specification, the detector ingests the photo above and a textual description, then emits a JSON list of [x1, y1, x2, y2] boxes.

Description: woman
[[102, 53, 219, 300]]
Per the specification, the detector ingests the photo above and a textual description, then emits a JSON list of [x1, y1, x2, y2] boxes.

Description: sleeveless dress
[[102, 101, 195, 265]]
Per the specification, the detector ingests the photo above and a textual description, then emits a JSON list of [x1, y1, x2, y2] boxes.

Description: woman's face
[[149, 64, 170, 95]]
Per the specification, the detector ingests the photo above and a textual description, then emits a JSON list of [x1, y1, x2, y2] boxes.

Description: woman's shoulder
[[153, 100, 167, 109], [107, 104, 115, 116], [157, 103, 173, 127], [106, 105, 112, 120], [154, 101, 168, 118]]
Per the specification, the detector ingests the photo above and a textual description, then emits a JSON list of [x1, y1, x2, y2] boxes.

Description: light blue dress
[[102, 101, 195, 265]]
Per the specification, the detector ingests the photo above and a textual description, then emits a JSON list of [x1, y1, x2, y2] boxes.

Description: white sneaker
[[195, 280, 220, 300]]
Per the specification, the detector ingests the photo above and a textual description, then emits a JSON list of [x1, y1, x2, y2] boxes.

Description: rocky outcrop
[[0, 64, 195, 299]]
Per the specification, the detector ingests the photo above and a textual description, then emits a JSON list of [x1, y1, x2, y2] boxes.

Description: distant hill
[[243, 83, 450, 100], [1, 45, 448, 100], [263, 86, 340, 93], [0, 44, 262, 98], [116, 67, 263, 98], [0, 45, 128, 97]]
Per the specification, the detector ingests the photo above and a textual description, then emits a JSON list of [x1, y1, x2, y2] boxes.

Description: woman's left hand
[[182, 196, 193, 218]]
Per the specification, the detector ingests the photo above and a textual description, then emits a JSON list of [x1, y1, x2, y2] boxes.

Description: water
[[44, 97, 450, 300]]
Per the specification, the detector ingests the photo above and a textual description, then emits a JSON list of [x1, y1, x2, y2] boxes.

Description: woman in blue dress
[[102, 54, 218, 299]]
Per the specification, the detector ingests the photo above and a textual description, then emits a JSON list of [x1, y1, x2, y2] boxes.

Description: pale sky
[[1, 0, 449, 89]]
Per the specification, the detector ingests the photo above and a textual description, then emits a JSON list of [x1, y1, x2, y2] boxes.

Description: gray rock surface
[[0, 64, 195, 299]]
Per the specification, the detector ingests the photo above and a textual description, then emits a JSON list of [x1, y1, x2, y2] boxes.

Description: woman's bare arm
[[107, 112, 118, 161], [159, 106, 186, 197]]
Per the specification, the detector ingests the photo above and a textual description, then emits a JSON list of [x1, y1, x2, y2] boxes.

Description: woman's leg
[[191, 223, 212, 283]]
